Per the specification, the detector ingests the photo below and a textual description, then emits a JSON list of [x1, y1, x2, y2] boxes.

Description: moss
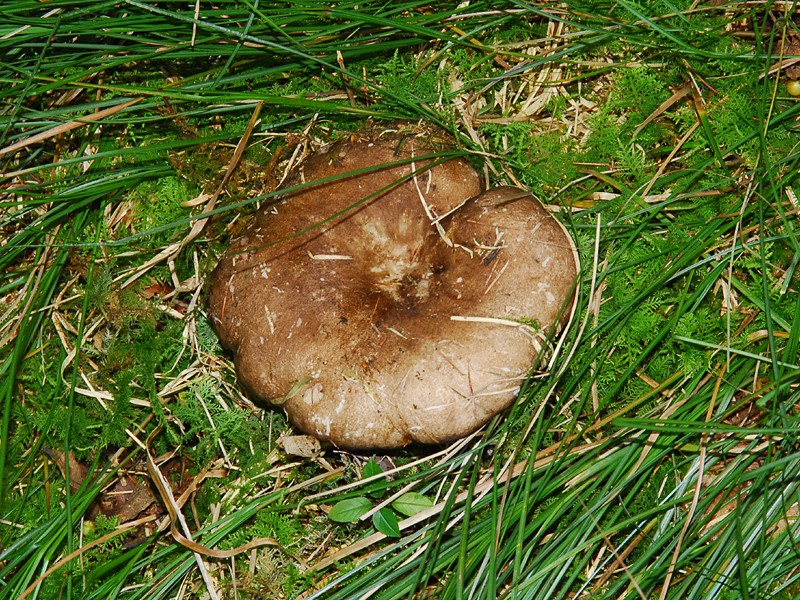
[[481, 123, 578, 194], [372, 50, 449, 117], [127, 176, 195, 245]]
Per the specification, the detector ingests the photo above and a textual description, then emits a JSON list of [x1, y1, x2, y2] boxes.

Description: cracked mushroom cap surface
[[206, 128, 579, 449]]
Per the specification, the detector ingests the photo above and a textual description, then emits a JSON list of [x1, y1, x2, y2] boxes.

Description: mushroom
[[206, 126, 579, 449]]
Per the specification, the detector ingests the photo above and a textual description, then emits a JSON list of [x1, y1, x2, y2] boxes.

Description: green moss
[[447, 47, 501, 83], [580, 67, 681, 187], [170, 379, 267, 468], [196, 314, 223, 353], [481, 123, 578, 194], [127, 176, 195, 245], [372, 50, 448, 117], [608, 67, 672, 118]]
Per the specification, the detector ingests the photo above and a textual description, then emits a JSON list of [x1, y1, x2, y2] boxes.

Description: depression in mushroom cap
[[206, 126, 579, 450]]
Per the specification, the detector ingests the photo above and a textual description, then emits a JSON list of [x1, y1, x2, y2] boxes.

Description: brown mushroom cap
[[206, 128, 579, 449]]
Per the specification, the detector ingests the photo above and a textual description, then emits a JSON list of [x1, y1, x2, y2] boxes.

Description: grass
[[2, 0, 800, 598]]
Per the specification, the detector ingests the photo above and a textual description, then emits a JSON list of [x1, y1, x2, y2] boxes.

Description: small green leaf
[[372, 507, 400, 537], [328, 497, 372, 523], [362, 459, 386, 498], [392, 492, 434, 517], [362, 458, 382, 479]]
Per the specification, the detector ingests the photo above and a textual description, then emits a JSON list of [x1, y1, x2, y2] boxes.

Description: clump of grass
[[2, 0, 800, 598]]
